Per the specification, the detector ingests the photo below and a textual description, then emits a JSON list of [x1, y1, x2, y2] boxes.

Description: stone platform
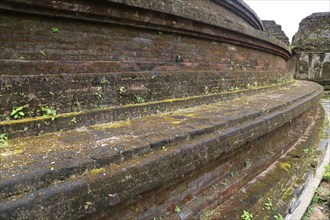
[[0, 80, 326, 219]]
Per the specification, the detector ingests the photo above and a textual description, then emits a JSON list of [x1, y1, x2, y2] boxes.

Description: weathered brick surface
[[0, 0, 290, 125]]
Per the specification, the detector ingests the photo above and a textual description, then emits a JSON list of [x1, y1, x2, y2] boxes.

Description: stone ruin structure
[[292, 12, 330, 90], [0, 1, 328, 219], [262, 20, 290, 45]]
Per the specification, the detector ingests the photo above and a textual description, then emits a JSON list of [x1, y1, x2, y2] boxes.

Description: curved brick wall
[[0, 0, 290, 121]]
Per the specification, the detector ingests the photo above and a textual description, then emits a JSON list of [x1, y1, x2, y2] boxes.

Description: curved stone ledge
[[211, 0, 264, 30], [0, 81, 324, 219]]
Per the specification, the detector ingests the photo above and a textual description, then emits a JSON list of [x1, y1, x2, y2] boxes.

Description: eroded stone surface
[[292, 12, 330, 89], [262, 20, 290, 45]]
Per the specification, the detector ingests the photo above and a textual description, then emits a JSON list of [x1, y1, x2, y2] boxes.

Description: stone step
[[0, 75, 292, 138], [161, 104, 326, 220], [0, 80, 324, 219]]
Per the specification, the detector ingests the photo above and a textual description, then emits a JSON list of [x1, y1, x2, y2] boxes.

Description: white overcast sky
[[244, 0, 330, 43]]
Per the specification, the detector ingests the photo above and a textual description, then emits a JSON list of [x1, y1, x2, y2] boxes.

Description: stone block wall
[[292, 12, 330, 89], [262, 20, 290, 45]]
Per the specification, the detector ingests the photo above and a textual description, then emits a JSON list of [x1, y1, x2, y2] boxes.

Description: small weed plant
[[176, 55, 183, 63], [203, 86, 209, 95], [274, 214, 283, 220], [10, 105, 27, 119], [134, 95, 145, 103], [40, 50, 47, 58], [323, 164, 330, 181], [118, 86, 126, 95], [220, 181, 228, 186], [41, 106, 56, 120], [241, 210, 253, 220], [0, 133, 9, 148], [69, 117, 77, 125], [52, 27, 59, 33], [229, 171, 238, 177], [311, 194, 320, 204], [303, 206, 313, 220], [247, 82, 258, 90], [38, 130, 45, 136], [264, 198, 273, 210], [174, 206, 181, 213], [277, 76, 286, 83], [100, 77, 109, 85], [229, 86, 239, 92], [244, 159, 252, 167], [94, 87, 102, 99]]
